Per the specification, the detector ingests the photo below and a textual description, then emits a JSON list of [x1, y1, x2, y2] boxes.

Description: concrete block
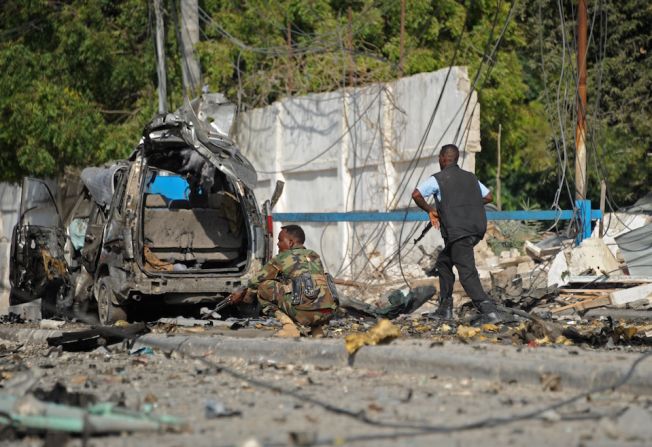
[[8, 302, 41, 321], [610, 283, 652, 306], [490, 266, 517, 290], [524, 239, 562, 260], [569, 237, 621, 276], [547, 251, 569, 287], [516, 260, 536, 275]]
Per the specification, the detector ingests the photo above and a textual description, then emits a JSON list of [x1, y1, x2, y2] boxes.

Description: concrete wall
[[0, 66, 482, 311], [0, 183, 21, 313], [237, 66, 481, 279]]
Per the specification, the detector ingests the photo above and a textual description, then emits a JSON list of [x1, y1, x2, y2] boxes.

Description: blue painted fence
[[273, 200, 602, 243]]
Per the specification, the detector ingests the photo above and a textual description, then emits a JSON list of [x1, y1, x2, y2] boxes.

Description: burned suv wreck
[[10, 95, 279, 324]]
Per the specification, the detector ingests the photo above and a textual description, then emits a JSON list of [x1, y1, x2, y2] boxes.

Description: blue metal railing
[[272, 200, 601, 243]]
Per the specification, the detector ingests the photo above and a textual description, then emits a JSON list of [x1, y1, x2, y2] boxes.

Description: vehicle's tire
[[96, 277, 128, 325]]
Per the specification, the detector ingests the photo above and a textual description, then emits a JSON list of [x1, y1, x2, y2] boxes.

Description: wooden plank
[[524, 240, 561, 260], [559, 288, 616, 294], [552, 296, 611, 313], [568, 276, 652, 285], [497, 255, 532, 268]]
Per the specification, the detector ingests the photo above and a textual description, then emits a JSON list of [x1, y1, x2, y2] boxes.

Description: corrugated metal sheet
[[615, 224, 652, 277]]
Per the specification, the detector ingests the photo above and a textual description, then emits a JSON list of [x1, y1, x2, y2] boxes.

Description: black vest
[[433, 164, 487, 244]]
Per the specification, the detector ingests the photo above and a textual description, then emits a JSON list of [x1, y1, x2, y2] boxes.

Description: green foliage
[[0, 0, 167, 182], [0, 0, 648, 213], [516, 0, 651, 209]]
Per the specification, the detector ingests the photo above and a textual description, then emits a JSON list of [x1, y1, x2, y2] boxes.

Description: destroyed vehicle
[[10, 95, 282, 324]]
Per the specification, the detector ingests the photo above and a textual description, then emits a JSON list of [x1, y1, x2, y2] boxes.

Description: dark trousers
[[436, 236, 489, 307]]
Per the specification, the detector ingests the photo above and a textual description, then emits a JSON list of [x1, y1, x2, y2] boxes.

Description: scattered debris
[[46, 323, 147, 352], [609, 283, 652, 306], [344, 319, 401, 355], [569, 237, 622, 276], [338, 285, 435, 320], [0, 313, 26, 324], [288, 430, 317, 446], [524, 236, 565, 261], [0, 394, 184, 435], [539, 373, 562, 392], [39, 319, 65, 330], [129, 346, 154, 356], [156, 317, 213, 327], [33, 382, 97, 407], [204, 400, 241, 418]]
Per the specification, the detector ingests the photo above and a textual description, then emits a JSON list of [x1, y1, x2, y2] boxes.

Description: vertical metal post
[[154, 0, 168, 114], [286, 17, 293, 94], [347, 7, 354, 86], [575, 0, 588, 200], [575, 199, 592, 244], [496, 123, 502, 211], [599, 179, 606, 237]]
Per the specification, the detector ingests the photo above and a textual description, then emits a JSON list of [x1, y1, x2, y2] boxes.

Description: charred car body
[[10, 95, 280, 324]]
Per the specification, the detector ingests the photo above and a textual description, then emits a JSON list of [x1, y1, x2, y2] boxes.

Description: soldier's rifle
[[213, 286, 246, 312], [413, 222, 432, 244]]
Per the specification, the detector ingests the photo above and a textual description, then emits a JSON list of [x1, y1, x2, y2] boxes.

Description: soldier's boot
[[274, 311, 301, 338], [432, 295, 454, 320], [309, 325, 325, 338]]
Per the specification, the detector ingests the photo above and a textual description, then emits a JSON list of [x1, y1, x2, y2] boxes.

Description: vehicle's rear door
[[9, 178, 68, 304], [80, 200, 106, 273]]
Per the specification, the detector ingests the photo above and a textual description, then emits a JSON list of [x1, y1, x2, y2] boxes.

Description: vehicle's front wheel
[[96, 277, 128, 325]]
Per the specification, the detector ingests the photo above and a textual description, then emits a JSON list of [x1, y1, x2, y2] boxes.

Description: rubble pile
[[332, 205, 652, 349]]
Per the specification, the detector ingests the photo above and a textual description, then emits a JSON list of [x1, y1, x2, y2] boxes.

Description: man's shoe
[[431, 296, 453, 320], [274, 311, 301, 338], [309, 325, 325, 338]]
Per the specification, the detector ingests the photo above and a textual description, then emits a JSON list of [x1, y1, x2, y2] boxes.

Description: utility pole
[[179, 0, 201, 96], [399, 0, 405, 77], [347, 7, 354, 86], [575, 0, 588, 199], [286, 17, 293, 94], [154, 0, 168, 114]]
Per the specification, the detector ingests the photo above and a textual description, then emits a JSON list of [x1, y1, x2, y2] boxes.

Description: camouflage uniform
[[247, 246, 337, 327]]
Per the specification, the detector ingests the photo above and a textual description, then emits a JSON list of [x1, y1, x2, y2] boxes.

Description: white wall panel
[[235, 66, 481, 278], [0, 67, 481, 300], [278, 92, 343, 172]]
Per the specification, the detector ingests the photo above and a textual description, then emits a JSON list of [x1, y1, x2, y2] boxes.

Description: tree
[[1, 0, 647, 211], [0, 0, 169, 182], [517, 0, 651, 209]]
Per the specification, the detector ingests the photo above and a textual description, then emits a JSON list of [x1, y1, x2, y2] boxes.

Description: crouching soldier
[[228, 225, 338, 337]]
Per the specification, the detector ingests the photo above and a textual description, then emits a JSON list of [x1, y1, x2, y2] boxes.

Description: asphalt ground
[[1, 328, 652, 447]]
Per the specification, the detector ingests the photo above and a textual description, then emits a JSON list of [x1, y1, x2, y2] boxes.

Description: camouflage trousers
[[257, 280, 335, 327]]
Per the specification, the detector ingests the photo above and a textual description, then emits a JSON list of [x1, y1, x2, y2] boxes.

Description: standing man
[[411, 144, 502, 323], [228, 225, 337, 337]]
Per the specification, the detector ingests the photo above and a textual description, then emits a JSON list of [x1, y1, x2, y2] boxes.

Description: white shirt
[[416, 175, 490, 202]]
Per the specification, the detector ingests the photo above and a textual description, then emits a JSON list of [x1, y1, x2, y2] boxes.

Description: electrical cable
[[555, 1, 640, 234], [25, 298, 652, 441], [392, 0, 519, 283], [254, 86, 384, 175]]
